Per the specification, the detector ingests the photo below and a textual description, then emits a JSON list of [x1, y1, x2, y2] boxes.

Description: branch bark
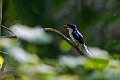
[[44, 28, 88, 58]]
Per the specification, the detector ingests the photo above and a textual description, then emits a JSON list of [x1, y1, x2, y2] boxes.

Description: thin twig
[[0, 36, 17, 38], [44, 28, 87, 58], [1, 25, 18, 38]]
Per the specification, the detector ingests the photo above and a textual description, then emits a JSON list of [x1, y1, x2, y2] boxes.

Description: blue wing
[[72, 30, 84, 44]]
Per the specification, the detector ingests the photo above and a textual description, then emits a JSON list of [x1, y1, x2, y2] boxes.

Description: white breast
[[67, 28, 76, 42]]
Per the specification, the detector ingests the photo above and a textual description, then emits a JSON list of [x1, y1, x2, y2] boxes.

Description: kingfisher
[[63, 23, 84, 45], [63, 23, 92, 56]]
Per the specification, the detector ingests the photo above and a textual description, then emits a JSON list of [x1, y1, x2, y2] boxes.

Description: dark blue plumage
[[63, 23, 92, 56], [67, 23, 77, 30], [72, 30, 84, 44], [63, 23, 84, 44]]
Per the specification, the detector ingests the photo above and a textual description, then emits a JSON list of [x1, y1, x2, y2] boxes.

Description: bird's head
[[63, 23, 77, 30]]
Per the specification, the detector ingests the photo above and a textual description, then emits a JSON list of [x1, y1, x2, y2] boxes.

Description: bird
[[63, 23, 92, 56], [63, 23, 84, 45]]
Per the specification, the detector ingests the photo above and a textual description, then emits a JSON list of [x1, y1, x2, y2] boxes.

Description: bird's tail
[[83, 44, 92, 57]]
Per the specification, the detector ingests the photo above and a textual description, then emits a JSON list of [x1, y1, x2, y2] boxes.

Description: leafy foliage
[[1, 0, 120, 80]]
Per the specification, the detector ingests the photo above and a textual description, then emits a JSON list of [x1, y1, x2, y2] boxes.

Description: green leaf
[[0, 56, 4, 68], [84, 58, 110, 70], [59, 40, 72, 52]]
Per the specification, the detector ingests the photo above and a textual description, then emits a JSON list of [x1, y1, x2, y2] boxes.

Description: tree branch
[[44, 28, 88, 58], [0, 25, 18, 38]]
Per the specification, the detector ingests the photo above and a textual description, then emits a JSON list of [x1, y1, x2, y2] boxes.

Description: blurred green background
[[0, 0, 120, 80]]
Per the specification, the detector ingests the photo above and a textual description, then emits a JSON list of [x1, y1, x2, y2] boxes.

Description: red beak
[[63, 25, 70, 28]]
